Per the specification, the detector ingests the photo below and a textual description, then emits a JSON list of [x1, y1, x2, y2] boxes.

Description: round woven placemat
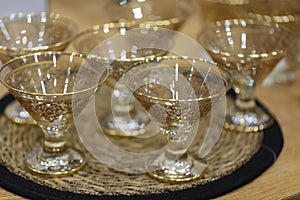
[[0, 93, 284, 200]]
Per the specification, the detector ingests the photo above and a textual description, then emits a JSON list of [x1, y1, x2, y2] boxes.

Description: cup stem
[[232, 72, 256, 110], [41, 125, 67, 153], [148, 126, 207, 182], [235, 93, 256, 111], [101, 83, 151, 136], [164, 129, 189, 158], [25, 123, 86, 177], [225, 72, 274, 132]]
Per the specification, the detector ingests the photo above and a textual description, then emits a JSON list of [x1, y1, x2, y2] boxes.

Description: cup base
[[224, 104, 274, 132], [100, 112, 152, 137], [5, 101, 36, 125], [25, 147, 86, 177], [148, 154, 207, 183]]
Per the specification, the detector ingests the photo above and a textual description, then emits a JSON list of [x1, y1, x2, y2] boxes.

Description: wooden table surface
[[1, 0, 300, 199]]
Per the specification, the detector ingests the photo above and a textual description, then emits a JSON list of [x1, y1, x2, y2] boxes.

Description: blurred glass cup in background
[[197, 0, 250, 26], [246, 0, 300, 86], [197, 0, 300, 86], [104, 0, 193, 30]]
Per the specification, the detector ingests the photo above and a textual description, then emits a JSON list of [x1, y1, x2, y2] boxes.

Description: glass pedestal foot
[[25, 147, 86, 177], [5, 101, 36, 125], [148, 154, 207, 183], [224, 105, 275, 132], [100, 112, 151, 137]]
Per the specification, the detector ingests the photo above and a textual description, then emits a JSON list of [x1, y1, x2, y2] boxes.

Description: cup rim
[[73, 23, 145, 59], [103, 0, 194, 25], [73, 23, 171, 63], [198, 18, 296, 40], [123, 55, 233, 103], [0, 12, 78, 53], [0, 51, 110, 97], [197, 18, 296, 61]]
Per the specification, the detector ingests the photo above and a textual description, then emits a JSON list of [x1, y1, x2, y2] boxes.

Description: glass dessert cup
[[0, 51, 108, 177], [104, 0, 192, 30], [0, 12, 78, 125], [122, 56, 232, 182], [73, 23, 174, 137], [245, 0, 300, 85], [198, 19, 296, 132], [99, 0, 193, 136]]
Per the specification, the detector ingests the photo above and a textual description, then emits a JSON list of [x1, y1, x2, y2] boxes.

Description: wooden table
[[1, 0, 300, 199]]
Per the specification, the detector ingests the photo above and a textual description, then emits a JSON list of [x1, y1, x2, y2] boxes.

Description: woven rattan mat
[[0, 93, 283, 200]]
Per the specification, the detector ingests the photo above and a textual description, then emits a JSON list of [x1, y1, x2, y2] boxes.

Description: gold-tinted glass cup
[[122, 56, 232, 182], [0, 12, 78, 124], [198, 19, 296, 132], [246, 0, 300, 85], [197, 0, 300, 85], [0, 51, 109, 176], [73, 23, 173, 137], [104, 0, 193, 30]]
